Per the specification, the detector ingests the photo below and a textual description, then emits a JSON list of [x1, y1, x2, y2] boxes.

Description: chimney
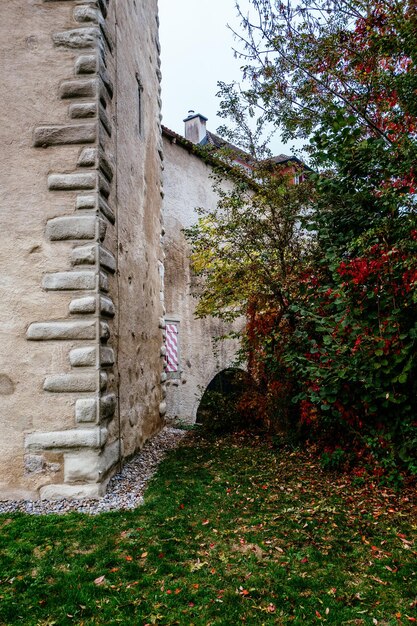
[[183, 110, 208, 144]]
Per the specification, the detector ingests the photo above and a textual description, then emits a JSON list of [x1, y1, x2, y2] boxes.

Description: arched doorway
[[196, 368, 251, 433]]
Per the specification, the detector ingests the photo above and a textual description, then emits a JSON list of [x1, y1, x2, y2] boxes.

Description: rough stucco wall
[[162, 137, 241, 422], [0, 1, 84, 498], [113, 0, 165, 455], [0, 0, 164, 499]]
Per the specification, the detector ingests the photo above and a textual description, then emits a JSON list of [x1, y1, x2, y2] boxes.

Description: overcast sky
[[158, 0, 301, 157]]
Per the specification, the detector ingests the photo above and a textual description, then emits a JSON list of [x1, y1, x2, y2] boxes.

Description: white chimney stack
[[183, 110, 208, 144]]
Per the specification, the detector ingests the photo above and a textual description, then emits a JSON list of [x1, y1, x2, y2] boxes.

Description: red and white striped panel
[[165, 323, 179, 372]]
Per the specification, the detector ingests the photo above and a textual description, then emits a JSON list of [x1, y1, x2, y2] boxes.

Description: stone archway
[[195, 367, 250, 431]]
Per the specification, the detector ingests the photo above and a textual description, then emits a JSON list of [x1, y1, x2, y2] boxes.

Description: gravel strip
[[0, 427, 188, 516]]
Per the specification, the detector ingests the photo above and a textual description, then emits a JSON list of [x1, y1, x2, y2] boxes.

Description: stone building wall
[[0, 0, 164, 499], [162, 131, 241, 423]]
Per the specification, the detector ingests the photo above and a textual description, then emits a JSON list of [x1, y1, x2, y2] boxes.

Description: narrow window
[[136, 74, 144, 135]]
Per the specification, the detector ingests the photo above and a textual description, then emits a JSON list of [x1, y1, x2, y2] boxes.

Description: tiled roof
[[162, 125, 309, 172]]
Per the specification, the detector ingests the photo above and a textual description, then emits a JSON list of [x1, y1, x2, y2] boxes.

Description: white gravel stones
[[0, 427, 188, 516]]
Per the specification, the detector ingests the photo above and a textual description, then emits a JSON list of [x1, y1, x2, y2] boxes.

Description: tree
[[188, 0, 417, 476]]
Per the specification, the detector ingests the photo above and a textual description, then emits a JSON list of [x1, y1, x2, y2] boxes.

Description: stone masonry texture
[[0, 0, 164, 500]]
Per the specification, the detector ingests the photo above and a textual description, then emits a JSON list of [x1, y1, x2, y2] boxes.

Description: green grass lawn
[[0, 432, 416, 625]]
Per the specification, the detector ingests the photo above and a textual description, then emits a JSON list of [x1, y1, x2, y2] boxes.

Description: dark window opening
[[136, 74, 144, 135]]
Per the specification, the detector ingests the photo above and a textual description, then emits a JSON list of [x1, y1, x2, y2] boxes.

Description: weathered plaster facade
[[0, 0, 164, 499], [162, 128, 241, 423]]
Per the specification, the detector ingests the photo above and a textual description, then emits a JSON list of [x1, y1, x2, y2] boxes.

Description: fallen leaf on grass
[[190, 559, 208, 572], [94, 575, 106, 586], [369, 576, 388, 585], [231, 542, 265, 560]]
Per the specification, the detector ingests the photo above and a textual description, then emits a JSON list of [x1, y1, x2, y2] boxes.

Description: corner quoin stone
[[43, 373, 98, 393], [46, 216, 107, 241], [26, 427, 108, 451], [42, 271, 96, 291], [69, 296, 96, 315], [69, 102, 97, 119], [71, 244, 96, 266], [33, 124, 96, 147], [27, 320, 96, 341], [70, 347, 96, 367], [76, 195, 97, 210], [52, 27, 100, 49], [40, 483, 105, 500], [76, 398, 97, 423], [59, 78, 98, 100], [48, 172, 97, 191], [75, 55, 98, 75], [63, 440, 120, 484]]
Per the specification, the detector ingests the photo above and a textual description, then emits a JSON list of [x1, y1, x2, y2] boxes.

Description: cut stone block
[[99, 247, 116, 273], [69, 102, 97, 119], [47, 215, 103, 241], [26, 427, 108, 451], [47, 215, 97, 240], [100, 296, 115, 317], [71, 244, 116, 272], [99, 103, 112, 135], [53, 27, 100, 49], [40, 484, 104, 500], [99, 271, 109, 292], [100, 322, 110, 342], [75, 54, 97, 75], [100, 373, 108, 392], [99, 67, 114, 99], [100, 347, 114, 366], [64, 440, 119, 483], [160, 371, 167, 383], [43, 373, 98, 393], [74, 6, 101, 23], [70, 347, 96, 367], [69, 296, 96, 315], [98, 149, 114, 181], [78, 147, 97, 167], [43, 271, 96, 291], [33, 123, 96, 147], [159, 402, 167, 416], [27, 320, 96, 341], [48, 172, 97, 191], [76, 194, 97, 210], [100, 393, 116, 420], [71, 244, 96, 266], [99, 173, 110, 198], [98, 196, 115, 223], [76, 398, 97, 423], [60, 78, 98, 100]]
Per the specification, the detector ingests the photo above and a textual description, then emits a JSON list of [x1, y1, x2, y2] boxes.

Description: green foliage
[[187, 0, 417, 476]]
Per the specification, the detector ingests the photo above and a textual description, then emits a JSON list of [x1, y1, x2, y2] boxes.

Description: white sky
[[158, 0, 301, 157]]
